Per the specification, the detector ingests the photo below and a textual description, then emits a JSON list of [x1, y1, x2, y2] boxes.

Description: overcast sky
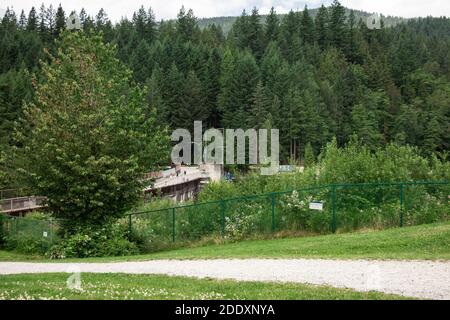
[[1, 0, 449, 22]]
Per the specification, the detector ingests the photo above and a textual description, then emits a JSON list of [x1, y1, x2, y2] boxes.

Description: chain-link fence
[[0, 214, 60, 252], [1, 181, 449, 247], [127, 181, 449, 245]]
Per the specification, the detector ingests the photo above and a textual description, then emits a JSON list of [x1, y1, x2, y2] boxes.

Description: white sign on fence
[[309, 201, 324, 211], [43, 231, 48, 238]]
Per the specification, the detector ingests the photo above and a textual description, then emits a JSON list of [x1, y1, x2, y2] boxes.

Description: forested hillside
[[0, 0, 449, 165], [196, 7, 405, 34]]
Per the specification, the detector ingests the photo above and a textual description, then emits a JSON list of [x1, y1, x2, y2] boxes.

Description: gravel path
[[1, 259, 449, 299]]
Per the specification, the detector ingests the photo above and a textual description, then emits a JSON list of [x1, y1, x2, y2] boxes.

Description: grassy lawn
[[1, 222, 449, 262], [0, 273, 410, 300]]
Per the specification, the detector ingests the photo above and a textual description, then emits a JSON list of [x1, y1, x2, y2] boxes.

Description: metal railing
[[0, 188, 30, 200], [0, 196, 46, 214]]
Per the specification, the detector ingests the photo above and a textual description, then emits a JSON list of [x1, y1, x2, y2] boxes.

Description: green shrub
[[224, 203, 264, 240], [48, 224, 138, 259], [23, 211, 49, 221], [4, 234, 50, 255], [124, 213, 173, 252]]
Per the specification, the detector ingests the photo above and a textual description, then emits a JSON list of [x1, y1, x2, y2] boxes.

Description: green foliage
[[304, 142, 315, 167], [11, 31, 169, 233], [3, 234, 50, 255], [48, 224, 138, 258], [1, 3, 449, 159], [126, 152, 448, 250], [0, 3, 449, 255]]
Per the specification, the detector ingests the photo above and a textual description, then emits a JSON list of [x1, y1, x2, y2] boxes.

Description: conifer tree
[[315, 5, 329, 49], [26, 7, 38, 32], [247, 7, 264, 59], [55, 4, 66, 37], [204, 48, 222, 127], [329, 0, 347, 50], [300, 6, 315, 45], [19, 10, 27, 30], [176, 6, 199, 43], [265, 7, 279, 44], [248, 81, 271, 129], [130, 39, 152, 83], [182, 70, 208, 130]]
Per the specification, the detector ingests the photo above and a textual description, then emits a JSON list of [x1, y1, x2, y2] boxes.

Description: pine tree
[[94, 8, 114, 41], [147, 65, 167, 125], [19, 10, 27, 30], [130, 39, 152, 83], [218, 48, 239, 128], [423, 114, 441, 155], [54, 4, 65, 37], [279, 10, 302, 62], [182, 70, 208, 130], [345, 10, 358, 62], [315, 4, 329, 49], [233, 51, 260, 127], [351, 91, 386, 150], [247, 7, 264, 59], [282, 87, 303, 161], [265, 7, 279, 44], [300, 5, 314, 45], [260, 42, 289, 98], [269, 95, 281, 126], [164, 63, 186, 129], [26, 7, 38, 32], [38, 4, 48, 36], [229, 10, 249, 49], [204, 48, 222, 127], [45, 5, 56, 36], [298, 88, 329, 155], [146, 7, 158, 43], [329, 0, 347, 50], [0, 68, 34, 145], [176, 6, 199, 43], [79, 8, 88, 30], [248, 81, 270, 129], [132, 6, 157, 43], [133, 6, 147, 39], [115, 18, 137, 64]]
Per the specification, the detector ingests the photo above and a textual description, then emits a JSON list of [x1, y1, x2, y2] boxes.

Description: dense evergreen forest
[[0, 0, 449, 164]]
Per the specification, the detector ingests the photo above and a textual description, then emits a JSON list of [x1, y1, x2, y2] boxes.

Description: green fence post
[[128, 214, 132, 240], [400, 184, 405, 227], [220, 201, 226, 237], [271, 193, 276, 232], [50, 218, 53, 245], [331, 185, 337, 233], [172, 208, 176, 242]]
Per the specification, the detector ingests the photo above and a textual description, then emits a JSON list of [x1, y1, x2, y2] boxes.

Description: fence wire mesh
[[1, 181, 448, 246]]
